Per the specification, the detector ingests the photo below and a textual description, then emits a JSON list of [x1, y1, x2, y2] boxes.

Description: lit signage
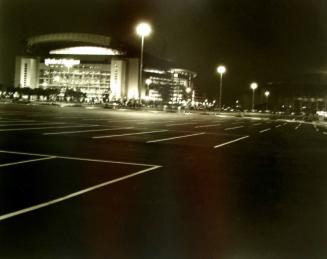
[[45, 58, 80, 67]]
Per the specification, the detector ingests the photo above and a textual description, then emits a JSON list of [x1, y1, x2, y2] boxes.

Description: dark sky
[[1, 0, 327, 101]]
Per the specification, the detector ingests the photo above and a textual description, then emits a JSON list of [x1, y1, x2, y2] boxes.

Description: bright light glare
[[186, 87, 191, 93], [217, 65, 226, 74], [250, 82, 258, 90], [136, 22, 152, 37], [265, 91, 270, 97], [145, 79, 152, 85], [50, 46, 125, 56]]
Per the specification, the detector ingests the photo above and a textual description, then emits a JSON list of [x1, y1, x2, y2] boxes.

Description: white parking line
[[275, 124, 282, 128], [0, 122, 65, 127], [0, 149, 160, 167], [194, 124, 221, 128], [0, 156, 56, 168], [92, 129, 168, 139], [259, 128, 271, 133], [213, 135, 250, 148], [0, 152, 161, 222], [295, 123, 302, 130], [166, 122, 196, 127], [0, 125, 100, 132], [43, 127, 134, 135], [323, 132, 327, 135], [147, 132, 206, 143], [224, 126, 244, 131]]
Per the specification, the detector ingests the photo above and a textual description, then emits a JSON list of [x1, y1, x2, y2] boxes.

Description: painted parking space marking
[[194, 124, 221, 128], [92, 129, 168, 139], [43, 127, 134, 135], [213, 135, 250, 148], [0, 149, 161, 222], [0, 156, 56, 168], [166, 122, 196, 127], [0, 124, 100, 132], [147, 132, 206, 143], [224, 126, 244, 131], [259, 128, 271, 133], [0, 122, 66, 127], [295, 123, 302, 130], [275, 124, 282, 128]]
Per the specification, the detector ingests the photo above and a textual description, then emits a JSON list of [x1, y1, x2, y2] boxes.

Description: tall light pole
[[250, 82, 258, 112], [136, 22, 152, 101], [217, 65, 226, 112], [264, 90, 270, 111]]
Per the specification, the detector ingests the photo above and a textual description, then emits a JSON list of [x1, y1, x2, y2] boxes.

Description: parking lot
[[0, 104, 327, 258]]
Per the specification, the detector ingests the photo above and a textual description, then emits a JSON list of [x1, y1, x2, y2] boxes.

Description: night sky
[[1, 0, 327, 102]]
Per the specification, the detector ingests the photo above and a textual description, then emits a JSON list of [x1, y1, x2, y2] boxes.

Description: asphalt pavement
[[0, 103, 326, 259]]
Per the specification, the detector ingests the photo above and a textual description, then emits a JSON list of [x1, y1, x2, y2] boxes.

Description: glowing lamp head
[[250, 82, 258, 90], [136, 22, 152, 37], [186, 87, 192, 94], [265, 91, 270, 97], [217, 65, 226, 74], [145, 78, 152, 85]]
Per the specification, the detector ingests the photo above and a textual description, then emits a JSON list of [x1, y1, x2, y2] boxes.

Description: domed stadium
[[15, 33, 196, 103]]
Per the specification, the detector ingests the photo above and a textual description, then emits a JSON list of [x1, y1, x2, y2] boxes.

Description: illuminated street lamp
[[217, 65, 226, 112], [145, 78, 152, 97], [250, 82, 258, 111], [136, 22, 152, 101], [264, 90, 270, 111]]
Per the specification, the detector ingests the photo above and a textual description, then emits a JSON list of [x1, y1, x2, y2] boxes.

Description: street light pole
[[217, 65, 226, 112], [136, 22, 152, 102], [250, 82, 258, 112], [265, 91, 270, 111], [139, 35, 144, 100]]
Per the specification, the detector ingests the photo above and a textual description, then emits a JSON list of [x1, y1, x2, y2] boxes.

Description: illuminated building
[[14, 33, 196, 103]]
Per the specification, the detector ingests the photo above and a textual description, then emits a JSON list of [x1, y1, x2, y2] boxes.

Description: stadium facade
[[15, 33, 197, 103]]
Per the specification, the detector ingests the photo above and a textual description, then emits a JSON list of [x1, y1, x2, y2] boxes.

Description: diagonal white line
[[0, 156, 56, 168], [0, 122, 65, 127], [166, 123, 196, 127], [224, 126, 244, 131], [259, 128, 271, 133], [214, 135, 250, 148], [0, 165, 161, 222], [194, 124, 221, 128], [0, 125, 100, 132], [147, 132, 206, 143], [0, 149, 160, 167], [43, 127, 134, 135], [92, 130, 168, 139]]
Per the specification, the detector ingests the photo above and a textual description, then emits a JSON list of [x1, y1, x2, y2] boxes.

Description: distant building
[[14, 33, 196, 103]]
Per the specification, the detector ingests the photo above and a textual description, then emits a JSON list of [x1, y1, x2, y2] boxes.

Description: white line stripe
[[0, 122, 65, 127], [224, 126, 244, 131], [0, 165, 161, 222], [323, 132, 327, 135], [147, 132, 206, 143], [43, 127, 134, 135], [0, 156, 56, 168], [275, 124, 282, 128], [166, 123, 196, 127], [295, 123, 302, 130], [259, 128, 271, 133], [0, 149, 160, 168], [92, 130, 168, 139], [0, 125, 100, 132], [194, 124, 221, 128], [214, 135, 250, 148]]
